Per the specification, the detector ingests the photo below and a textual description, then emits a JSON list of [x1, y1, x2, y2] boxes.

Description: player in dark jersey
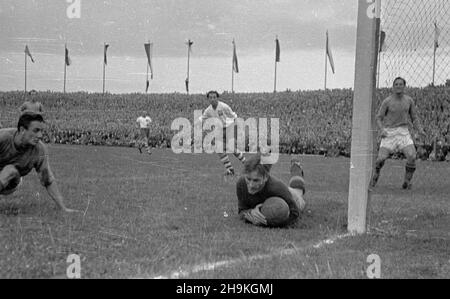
[[236, 154, 306, 227], [0, 112, 78, 213], [371, 77, 425, 189]]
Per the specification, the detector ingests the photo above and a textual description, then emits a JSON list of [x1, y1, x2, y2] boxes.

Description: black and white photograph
[[0, 0, 449, 283]]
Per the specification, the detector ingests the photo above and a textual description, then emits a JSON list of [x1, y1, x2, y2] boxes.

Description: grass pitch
[[0, 145, 449, 279]]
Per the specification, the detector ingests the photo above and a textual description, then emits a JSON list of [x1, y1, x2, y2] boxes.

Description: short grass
[[0, 145, 448, 279]]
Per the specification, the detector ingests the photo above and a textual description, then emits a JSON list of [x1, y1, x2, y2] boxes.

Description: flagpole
[[432, 45, 436, 87], [64, 43, 67, 94], [232, 40, 235, 93], [324, 32, 328, 90], [24, 49, 27, 94], [187, 40, 191, 95], [274, 37, 278, 93], [146, 40, 150, 94], [103, 42, 106, 95]]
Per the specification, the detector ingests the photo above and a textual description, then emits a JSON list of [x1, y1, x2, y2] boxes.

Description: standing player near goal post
[[136, 111, 152, 155], [371, 77, 426, 189]]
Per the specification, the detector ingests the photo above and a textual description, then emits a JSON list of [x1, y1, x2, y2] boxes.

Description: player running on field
[[0, 112, 78, 213], [198, 91, 245, 176], [136, 111, 152, 155], [371, 77, 426, 189], [236, 154, 306, 227]]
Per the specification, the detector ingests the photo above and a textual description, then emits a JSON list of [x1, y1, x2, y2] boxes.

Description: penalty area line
[[140, 233, 352, 279]]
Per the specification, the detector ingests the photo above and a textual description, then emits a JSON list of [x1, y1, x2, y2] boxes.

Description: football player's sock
[[372, 160, 385, 186], [404, 161, 416, 183], [219, 154, 234, 172], [234, 150, 246, 163]]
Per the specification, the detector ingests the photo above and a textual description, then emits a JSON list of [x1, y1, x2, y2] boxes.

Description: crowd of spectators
[[0, 87, 448, 160]]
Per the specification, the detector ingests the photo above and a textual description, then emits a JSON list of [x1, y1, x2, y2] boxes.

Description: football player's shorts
[[140, 128, 150, 139], [380, 127, 414, 152]]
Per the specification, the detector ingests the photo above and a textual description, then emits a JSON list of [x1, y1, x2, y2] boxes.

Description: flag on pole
[[187, 39, 193, 53], [275, 37, 280, 62], [186, 39, 193, 93], [104, 43, 109, 65], [146, 80, 150, 93], [144, 43, 154, 79], [232, 40, 239, 73], [434, 22, 441, 50], [25, 45, 35, 63], [185, 78, 189, 93], [326, 31, 335, 74], [379, 30, 386, 53], [65, 46, 71, 66]]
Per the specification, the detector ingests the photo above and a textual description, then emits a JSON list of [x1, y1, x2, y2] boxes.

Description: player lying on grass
[[371, 77, 426, 190], [136, 111, 152, 155], [198, 91, 246, 176], [0, 112, 78, 213], [237, 154, 306, 227]]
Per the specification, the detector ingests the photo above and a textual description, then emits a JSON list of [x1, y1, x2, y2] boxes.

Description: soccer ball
[[260, 197, 290, 226]]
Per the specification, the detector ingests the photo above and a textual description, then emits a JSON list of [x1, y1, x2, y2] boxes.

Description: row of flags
[[22, 36, 334, 93], [21, 24, 443, 93]]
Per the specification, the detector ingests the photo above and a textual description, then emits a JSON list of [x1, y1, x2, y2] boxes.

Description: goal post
[[347, 0, 381, 234]]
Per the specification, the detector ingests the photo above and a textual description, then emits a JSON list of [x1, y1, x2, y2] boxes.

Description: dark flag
[[232, 40, 239, 73], [25, 45, 35, 63], [65, 46, 71, 66], [186, 39, 193, 93], [104, 43, 109, 65], [275, 37, 280, 62], [326, 31, 335, 74], [379, 30, 386, 53], [434, 22, 440, 50], [144, 43, 154, 79], [146, 80, 150, 93]]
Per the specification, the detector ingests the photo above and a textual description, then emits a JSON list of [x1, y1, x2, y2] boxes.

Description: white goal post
[[347, 0, 381, 234]]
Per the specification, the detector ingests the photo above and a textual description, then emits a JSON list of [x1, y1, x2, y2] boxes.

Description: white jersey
[[137, 116, 152, 128], [199, 101, 237, 128]]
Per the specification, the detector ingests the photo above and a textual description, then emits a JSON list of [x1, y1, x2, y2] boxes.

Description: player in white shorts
[[371, 77, 425, 189], [198, 91, 246, 176], [136, 112, 152, 155]]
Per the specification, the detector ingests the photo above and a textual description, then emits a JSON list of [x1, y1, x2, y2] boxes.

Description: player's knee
[[405, 152, 416, 164], [3, 165, 20, 180]]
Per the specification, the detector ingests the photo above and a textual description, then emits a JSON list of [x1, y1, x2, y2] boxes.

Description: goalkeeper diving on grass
[[236, 154, 307, 227]]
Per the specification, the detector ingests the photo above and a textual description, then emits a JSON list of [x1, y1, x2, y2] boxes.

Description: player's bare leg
[[371, 147, 391, 188], [289, 158, 306, 211], [402, 145, 417, 190], [145, 131, 152, 155]]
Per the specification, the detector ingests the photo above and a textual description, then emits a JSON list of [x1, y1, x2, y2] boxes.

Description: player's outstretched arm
[[45, 182, 80, 213]]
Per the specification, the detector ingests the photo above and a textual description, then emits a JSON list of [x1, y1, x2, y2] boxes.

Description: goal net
[[379, 0, 450, 87]]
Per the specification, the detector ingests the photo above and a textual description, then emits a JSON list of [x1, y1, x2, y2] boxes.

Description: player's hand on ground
[[248, 204, 267, 226]]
